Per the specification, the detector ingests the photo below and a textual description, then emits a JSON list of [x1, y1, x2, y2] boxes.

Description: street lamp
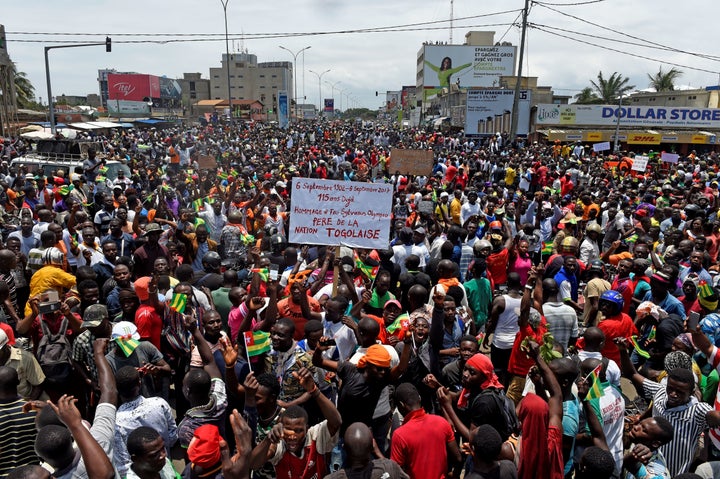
[[339, 88, 349, 112], [279, 45, 311, 121], [613, 93, 629, 153], [45, 38, 111, 135], [308, 69, 330, 117], [220, 0, 232, 119], [325, 80, 341, 116]]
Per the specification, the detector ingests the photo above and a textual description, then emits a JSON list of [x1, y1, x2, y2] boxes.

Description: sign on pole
[[389, 148, 434, 176], [278, 90, 289, 129], [661, 152, 679, 163], [631, 156, 649, 172], [593, 141, 611, 152], [289, 178, 394, 249]]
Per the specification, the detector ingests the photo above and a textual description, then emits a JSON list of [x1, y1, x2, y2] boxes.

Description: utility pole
[[509, 0, 530, 142], [449, 0, 454, 44]]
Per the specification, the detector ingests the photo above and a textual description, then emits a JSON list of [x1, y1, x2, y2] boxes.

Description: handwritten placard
[[631, 156, 649, 172], [661, 152, 679, 164], [389, 148, 434, 176], [289, 178, 394, 249], [593, 141, 610, 152]]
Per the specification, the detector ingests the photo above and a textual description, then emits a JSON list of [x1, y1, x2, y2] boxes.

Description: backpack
[[37, 318, 73, 388], [477, 388, 520, 439]]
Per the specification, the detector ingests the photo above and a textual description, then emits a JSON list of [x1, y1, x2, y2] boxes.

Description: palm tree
[[573, 87, 600, 104], [647, 67, 683, 92], [11, 63, 35, 108], [589, 71, 635, 103]]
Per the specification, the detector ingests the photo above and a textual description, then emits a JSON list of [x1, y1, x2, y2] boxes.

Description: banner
[[324, 98, 334, 113], [536, 104, 720, 129], [389, 148, 434, 176], [661, 152, 679, 163], [386, 91, 401, 111], [464, 89, 531, 136], [107, 74, 160, 102], [631, 156, 649, 172], [423, 45, 516, 90], [593, 142, 611, 152], [289, 179, 393, 249], [278, 90, 289, 129]]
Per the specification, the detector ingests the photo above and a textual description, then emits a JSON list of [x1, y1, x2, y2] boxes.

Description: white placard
[[289, 178, 394, 249], [661, 152, 679, 163], [631, 156, 649, 172], [593, 141, 611, 152]]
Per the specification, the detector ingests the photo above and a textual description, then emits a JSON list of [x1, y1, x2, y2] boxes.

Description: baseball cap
[[82, 304, 108, 329], [111, 321, 140, 340], [144, 223, 162, 235], [384, 299, 402, 310], [440, 191, 449, 198]]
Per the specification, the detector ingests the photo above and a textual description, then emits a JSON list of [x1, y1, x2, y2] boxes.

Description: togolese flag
[[629, 335, 650, 359], [541, 241, 554, 255], [386, 313, 410, 335], [169, 293, 187, 314], [251, 268, 269, 282], [585, 363, 605, 401], [115, 336, 140, 357], [354, 253, 379, 280], [244, 331, 271, 357]]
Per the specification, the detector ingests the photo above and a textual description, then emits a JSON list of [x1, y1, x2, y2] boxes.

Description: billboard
[[423, 45, 515, 93], [106, 99, 150, 115], [401, 86, 416, 108], [535, 104, 720, 129], [465, 89, 531, 136], [386, 91, 401, 111], [324, 98, 334, 113], [159, 77, 182, 100], [107, 74, 160, 102], [278, 90, 289, 129]]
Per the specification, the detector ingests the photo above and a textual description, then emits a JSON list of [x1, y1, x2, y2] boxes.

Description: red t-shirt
[[487, 249, 510, 286], [508, 320, 548, 376], [598, 313, 637, 365], [391, 408, 455, 479], [135, 305, 163, 349]]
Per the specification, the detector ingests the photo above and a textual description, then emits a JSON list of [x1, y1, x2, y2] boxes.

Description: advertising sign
[[107, 74, 160, 102], [423, 45, 516, 90], [464, 89, 531, 136], [106, 99, 150, 115], [159, 77, 182, 100], [386, 91, 401, 111], [278, 90, 289, 129], [536, 104, 720, 129], [289, 179, 393, 249], [324, 98, 334, 113], [401, 86, 415, 108], [389, 148, 435, 176]]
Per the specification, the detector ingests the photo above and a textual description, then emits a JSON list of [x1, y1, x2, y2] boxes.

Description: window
[[272, 75, 277, 78], [230, 75, 235, 78], [189, 81, 195, 90], [190, 92, 196, 99], [260, 85, 266, 89], [259, 74, 265, 78], [214, 85, 219, 89], [213, 75, 219, 78]]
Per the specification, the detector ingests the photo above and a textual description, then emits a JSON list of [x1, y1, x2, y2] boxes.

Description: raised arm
[[186, 314, 221, 379], [294, 367, 342, 436]]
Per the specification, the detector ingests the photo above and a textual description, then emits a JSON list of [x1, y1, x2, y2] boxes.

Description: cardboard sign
[[661, 152, 679, 164], [417, 201, 435, 216], [289, 178, 394, 249], [197, 155, 217, 170], [631, 156, 649, 172], [593, 141, 610, 152], [389, 148, 434, 176]]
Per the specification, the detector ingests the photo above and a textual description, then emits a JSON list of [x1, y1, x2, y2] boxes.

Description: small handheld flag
[[387, 313, 410, 335], [244, 331, 271, 360], [115, 336, 140, 357], [251, 268, 269, 282], [169, 293, 188, 314], [354, 253, 379, 281], [541, 241, 554, 255], [629, 335, 650, 359], [584, 363, 605, 401]]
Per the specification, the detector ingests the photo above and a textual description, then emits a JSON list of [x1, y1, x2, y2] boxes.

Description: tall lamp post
[[279, 45, 311, 122], [325, 80, 341, 116], [45, 37, 111, 135], [220, 0, 232, 119], [613, 93, 628, 153], [308, 69, 330, 117]]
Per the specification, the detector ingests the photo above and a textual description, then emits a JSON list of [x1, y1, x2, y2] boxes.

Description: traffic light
[[105, 37, 112, 52]]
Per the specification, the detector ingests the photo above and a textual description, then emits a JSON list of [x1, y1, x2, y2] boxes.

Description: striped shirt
[[706, 346, 720, 452], [643, 378, 711, 476], [0, 397, 39, 476]]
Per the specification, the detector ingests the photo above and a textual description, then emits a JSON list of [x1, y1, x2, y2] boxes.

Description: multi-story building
[[209, 53, 291, 118], [177, 73, 211, 116]]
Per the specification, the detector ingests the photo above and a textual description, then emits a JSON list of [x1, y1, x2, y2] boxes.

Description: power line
[[533, 2, 720, 63], [497, 11, 523, 43], [7, 9, 522, 39], [531, 22, 720, 62], [532, 25, 720, 75], [532, 0, 605, 5], [8, 23, 518, 45]]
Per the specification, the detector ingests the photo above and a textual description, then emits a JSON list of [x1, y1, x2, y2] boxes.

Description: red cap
[[187, 425, 221, 468]]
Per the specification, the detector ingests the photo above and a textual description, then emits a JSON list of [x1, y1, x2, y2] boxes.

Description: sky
[[4, 0, 720, 110]]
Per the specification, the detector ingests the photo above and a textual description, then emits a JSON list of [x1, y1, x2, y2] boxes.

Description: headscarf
[[42, 248, 65, 267], [517, 393, 550, 479], [187, 424, 222, 470], [357, 344, 391, 369], [457, 353, 503, 408]]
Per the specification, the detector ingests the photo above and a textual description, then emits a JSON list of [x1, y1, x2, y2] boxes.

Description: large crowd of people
[[0, 119, 718, 479]]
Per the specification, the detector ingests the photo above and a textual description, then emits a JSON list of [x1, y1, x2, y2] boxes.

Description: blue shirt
[[641, 291, 686, 318]]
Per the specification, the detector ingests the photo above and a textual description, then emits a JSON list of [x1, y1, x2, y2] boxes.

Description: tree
[[11, 63, 36, 109], [647, 67, 683, 92], [574, 87, 600, 104], [589, 71, 635, 103]]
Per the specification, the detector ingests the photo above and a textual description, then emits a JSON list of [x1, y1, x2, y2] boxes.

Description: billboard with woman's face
[[422, 45, 516, 89]]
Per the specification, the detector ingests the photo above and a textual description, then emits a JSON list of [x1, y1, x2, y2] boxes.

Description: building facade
[[209, 53, 291, 117], [177, 73, 211, 116]]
